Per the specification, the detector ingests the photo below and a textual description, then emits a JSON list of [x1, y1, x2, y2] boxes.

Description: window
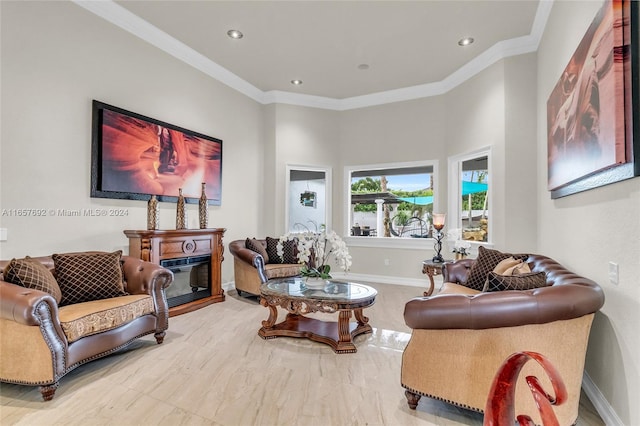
[[286, 165, 331, 233], [346, 161, 438, 244], [448, 148, 491, 244]]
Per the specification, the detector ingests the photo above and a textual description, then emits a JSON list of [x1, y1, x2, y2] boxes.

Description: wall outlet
[[384, 258, 390, 266], [608, 262, 619, 285], [0, 228, 7, 242]]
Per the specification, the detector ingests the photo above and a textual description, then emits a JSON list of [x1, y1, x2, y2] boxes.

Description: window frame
[[285, 164, 332, 234], [344, 160, 439, 249], [447, 147, 492, 246]]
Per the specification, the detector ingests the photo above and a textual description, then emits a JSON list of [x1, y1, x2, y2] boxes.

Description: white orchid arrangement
[[447, 228, 471, 255], [277, 230, 352, 279]]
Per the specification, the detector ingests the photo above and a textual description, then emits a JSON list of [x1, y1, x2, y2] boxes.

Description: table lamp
[[432, 213, 446, 263]]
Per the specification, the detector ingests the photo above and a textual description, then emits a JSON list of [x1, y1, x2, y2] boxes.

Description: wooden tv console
[[124, 228, 226, 316]]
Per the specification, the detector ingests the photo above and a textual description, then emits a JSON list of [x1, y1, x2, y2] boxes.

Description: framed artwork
[[91, 101, 223, 205], [547, 0, 638, 199]]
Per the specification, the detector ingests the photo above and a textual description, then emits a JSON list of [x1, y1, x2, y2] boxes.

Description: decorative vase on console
[[147, 195, 159, 230], [176, 188, 186, 230], [199, 182, 208, 229]]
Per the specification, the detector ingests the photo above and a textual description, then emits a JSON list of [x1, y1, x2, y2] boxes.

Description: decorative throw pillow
[[503, 261, 532, 276], [3, 257, 62, 303], [265, 237, 298, 264], [245, 238, 269, 263], [52, 251, 128, 306], [281, 240, 298, 264], [465, 246, 529, 291], [482, 271, 548, 292], [492, 257, 522, 275], [265, 237, 283, 264]]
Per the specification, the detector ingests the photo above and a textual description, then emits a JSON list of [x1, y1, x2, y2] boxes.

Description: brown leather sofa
[[0, 254, 173, 401], [401, 254, 604, 425], [229, 239, 302, 296]]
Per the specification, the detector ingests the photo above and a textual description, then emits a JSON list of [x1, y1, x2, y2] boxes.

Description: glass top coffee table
[[259, 277, 378, 353]]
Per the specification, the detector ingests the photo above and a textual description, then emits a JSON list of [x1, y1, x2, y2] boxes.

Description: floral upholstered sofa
[[0, 250, 172, 400]]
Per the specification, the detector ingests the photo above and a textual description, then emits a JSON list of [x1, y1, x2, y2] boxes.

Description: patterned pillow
[[3, 257, 62, 303], [52, 251, 128, 306], [281, 240, 298, 264], [482, 271, 548, 292], [265, 237, 298, 264], [245, 238, 269, 263], [265, 237, 283, 264], [465, 246, 528, 290]]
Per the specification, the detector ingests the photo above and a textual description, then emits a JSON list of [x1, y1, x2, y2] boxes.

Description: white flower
[[276, 230, 351, 278]]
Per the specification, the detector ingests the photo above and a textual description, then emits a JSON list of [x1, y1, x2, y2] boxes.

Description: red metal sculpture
[[484, 351, 567, 426]]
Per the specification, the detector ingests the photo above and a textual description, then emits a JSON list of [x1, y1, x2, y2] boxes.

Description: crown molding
[[73, 0, 553, 111]]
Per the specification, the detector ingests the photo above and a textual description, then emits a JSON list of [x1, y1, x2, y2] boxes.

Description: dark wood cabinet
[[124, 228, 226, 316]]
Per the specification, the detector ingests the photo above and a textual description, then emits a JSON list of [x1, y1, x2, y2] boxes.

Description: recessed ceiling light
[[291, 79, 303, 86], [458, 37, 474, 46], [358, 64, 370, 70], [227, 29, 243, 39]]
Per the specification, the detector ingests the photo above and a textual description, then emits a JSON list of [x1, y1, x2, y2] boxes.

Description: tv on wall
[[91, 100, 223, 205]]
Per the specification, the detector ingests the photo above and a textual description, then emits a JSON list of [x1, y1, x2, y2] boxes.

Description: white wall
[[337, 97, 447, 280], [537, 1, 640, 424], [335, 57, 537, 280], [263, 104, 339, 236], [0, 1, 264, 284]]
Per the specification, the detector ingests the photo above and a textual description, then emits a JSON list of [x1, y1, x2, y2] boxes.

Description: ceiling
[[82, 1, 547, 108]]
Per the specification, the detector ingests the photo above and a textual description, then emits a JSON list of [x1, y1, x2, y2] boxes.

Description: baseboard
[[582, 371, 624, 426]]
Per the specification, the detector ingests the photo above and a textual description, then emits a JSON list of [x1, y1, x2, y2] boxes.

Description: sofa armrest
[[229, 241, 268, 283], [121, 257, 172, 330], [121, 256, 173, 296], [442, 258, 474, 284], [0, 279, 61, 326]]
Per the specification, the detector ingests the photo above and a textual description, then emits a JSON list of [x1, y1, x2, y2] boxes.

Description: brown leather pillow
[[245, 238, 269, 263], [482, 271, 548, 292], [52, 251, 128, 306], [465, 246, 528, 290], [3, 257, 62, 303]]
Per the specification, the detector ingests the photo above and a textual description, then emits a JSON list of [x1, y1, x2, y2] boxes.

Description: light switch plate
[[0, 228, 7, 242], [608, 262, 619, 285]]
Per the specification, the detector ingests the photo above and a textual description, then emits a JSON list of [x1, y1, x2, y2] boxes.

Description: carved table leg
[[337, 310, 353, 345], [354, 308, 369, 327], [423, 273, 435, 296], [405, 390, 421, 410], [259, 297, 279, 339]]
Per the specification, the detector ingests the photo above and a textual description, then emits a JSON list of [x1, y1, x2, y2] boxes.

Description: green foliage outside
[[462, 192, 488, 211], [351, 178, 433, 216]]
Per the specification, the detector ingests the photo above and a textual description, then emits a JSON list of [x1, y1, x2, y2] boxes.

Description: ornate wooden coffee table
[[259, 277, 377, 353]]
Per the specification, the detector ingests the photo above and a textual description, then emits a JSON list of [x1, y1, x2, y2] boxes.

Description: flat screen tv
[[91, 100, 222, 205]]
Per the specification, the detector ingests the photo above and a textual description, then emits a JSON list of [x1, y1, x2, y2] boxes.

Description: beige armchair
[[229, 239, 302, 296], [401, 254, 604, 425], [0, 253, 172, 400]]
